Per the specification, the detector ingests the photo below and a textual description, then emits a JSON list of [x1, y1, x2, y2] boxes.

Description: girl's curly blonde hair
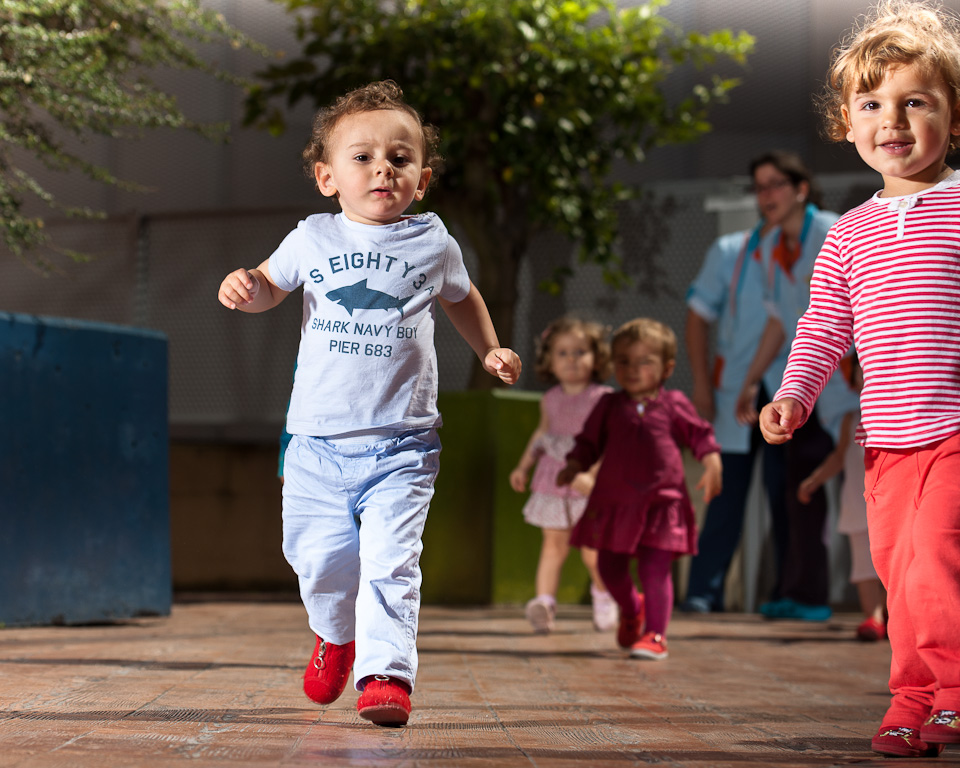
[[820, 0, 960, 150], [301, 80, 443, 191], [611, 318, 677, 368], [534, 316, 613, 384]]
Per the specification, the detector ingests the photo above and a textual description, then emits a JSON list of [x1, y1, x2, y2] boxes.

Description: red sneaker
[[871, 725, 944, 757], [921, 710, 960, 744], [630, 631, 668, 660], [303, 636, 355, 705], [357, 675, 412, 726], [616, 595, 645, 649], [856, 616, 887, 641]]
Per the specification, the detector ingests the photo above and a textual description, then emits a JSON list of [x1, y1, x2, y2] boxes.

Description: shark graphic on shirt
[[326, 279, 415, 317]]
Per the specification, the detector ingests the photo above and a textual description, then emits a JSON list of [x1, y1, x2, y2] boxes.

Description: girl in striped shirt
[[759, 0, 960, 758]]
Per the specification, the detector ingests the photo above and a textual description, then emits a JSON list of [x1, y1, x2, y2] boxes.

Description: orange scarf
[[771, 232, 801, 279]]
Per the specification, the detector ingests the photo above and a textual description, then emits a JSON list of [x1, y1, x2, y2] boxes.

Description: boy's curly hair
[[534, 316, 613, 384], [302, 80, 443, 190], [611, 318, 677, 367], [820, 0, 960, 150]]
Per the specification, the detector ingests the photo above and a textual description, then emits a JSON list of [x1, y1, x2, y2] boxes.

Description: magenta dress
[[568, 389, 720, 556], [523, 383, 612, 529]]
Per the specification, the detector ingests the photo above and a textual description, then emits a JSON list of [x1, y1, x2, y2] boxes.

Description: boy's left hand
[[484, 348, 522, 385]]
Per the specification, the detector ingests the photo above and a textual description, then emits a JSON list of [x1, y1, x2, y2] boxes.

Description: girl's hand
[[696, 452, 723, 505], [219, 268, 260, 310], [759, 398, 806, 444], [797, 447, 844, 503], [570, 471, 595, 497], [797, 475, 820, 505], [484, 348, 522, 385], [509, 467, 528, 493]]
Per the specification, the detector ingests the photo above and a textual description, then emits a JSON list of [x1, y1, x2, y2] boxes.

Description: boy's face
[[842, 61, 960, 196], [613, 339, 674, 401], [314, 108, 432, 225]]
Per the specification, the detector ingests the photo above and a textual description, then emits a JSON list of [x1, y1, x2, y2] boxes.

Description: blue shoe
[[679, 596, 712, 614], [761, 598, 831, 621], [786, 602, 831, 621], [759, 598, 794, 618]]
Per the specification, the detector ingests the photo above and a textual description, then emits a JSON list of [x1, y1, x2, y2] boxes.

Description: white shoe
[[590, 585, 619, 632], [525, 596, 556, 634]]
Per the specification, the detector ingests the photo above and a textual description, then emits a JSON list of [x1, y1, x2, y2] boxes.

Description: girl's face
[[613, 339, 673, 401], [752, 162, 808, 226], [549, 331, 595, 388]]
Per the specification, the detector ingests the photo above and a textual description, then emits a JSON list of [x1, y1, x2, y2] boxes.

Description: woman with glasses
[[680, 152, 799, 614], [734, 151, 858, 622]]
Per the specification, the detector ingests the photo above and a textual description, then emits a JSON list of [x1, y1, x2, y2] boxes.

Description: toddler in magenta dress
[[510, 316, 617, 633], [558, 318, 722, 660]]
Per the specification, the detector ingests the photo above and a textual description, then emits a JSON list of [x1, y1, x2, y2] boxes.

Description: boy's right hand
[[219, 268, 260, 310], [759, 398, 806, 444]]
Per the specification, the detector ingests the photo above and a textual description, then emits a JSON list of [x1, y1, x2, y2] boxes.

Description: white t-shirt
[[269, 212, 471, 437]]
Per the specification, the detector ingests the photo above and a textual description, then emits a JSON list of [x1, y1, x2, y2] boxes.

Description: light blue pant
[[281, 429, 441, 692]]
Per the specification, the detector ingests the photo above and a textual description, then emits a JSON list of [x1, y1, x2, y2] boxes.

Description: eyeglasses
[[749, 179, 793, 195]]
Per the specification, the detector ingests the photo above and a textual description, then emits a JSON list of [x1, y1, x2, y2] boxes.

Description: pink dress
[[522, 383, 612, 529], [568, 389, 720, 556]]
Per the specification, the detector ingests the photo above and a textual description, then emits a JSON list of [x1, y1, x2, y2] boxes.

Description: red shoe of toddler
[[357, 675, 412, 726], [616, 595, 645, 649], [856, 616, 887, 642], [630, 631, 669, 660], [921, 710, 960, 744], [303, 635, 355, 705], [871, 725, 944, 757]]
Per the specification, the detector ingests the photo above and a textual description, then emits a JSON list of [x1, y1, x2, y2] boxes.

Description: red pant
[[865, 431, 960, 727]]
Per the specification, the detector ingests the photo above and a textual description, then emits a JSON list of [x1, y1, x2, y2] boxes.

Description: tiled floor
[[1, 601, 955, 767]]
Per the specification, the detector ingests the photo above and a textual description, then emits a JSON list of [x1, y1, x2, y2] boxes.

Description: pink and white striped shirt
[[775, 173, 960, 449]]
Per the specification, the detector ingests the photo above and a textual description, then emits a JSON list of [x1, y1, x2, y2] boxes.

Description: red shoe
[[616, 595, 645, 649], [357, 675, 412, 726], [630, 631, 668, 660], [303, 636, 355, 705], [871, 725, 944, 757], [921, 710, 960, 744], [856, 616, 887, 641]]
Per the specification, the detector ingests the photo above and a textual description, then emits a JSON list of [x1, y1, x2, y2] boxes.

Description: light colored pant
[[281, 429, 441, 692]]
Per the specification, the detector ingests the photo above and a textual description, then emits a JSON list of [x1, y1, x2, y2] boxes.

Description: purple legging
[[597, 546, 675, 636]]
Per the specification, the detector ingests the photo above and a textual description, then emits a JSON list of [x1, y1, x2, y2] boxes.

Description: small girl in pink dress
[[510, 316, 617, 634], [558, 318, 722, 660]]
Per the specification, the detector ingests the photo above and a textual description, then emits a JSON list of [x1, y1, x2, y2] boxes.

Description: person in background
[[510, 316, 617, 634], [735, 151, 858, 622], [797, 355, 887, 642], [681, 161, 790, 614], [557, 318, 722, 661]]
